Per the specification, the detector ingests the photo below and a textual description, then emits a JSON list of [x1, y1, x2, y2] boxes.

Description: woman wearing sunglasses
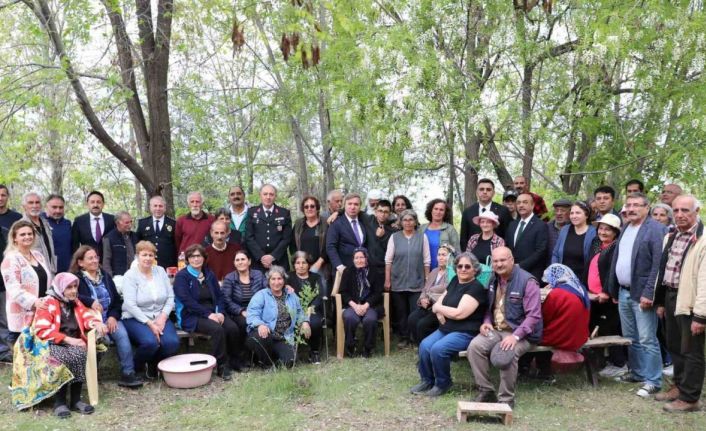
[[409, 251, 488, 397]]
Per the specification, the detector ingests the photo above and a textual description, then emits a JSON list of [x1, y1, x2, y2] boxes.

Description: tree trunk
[[25, 0, 175, 212]]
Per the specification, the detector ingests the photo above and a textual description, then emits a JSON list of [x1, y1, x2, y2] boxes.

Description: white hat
[[597, 213, 622, 231], [367, 189, 383, 200]]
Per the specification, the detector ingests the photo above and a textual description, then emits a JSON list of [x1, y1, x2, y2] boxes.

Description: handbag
[[476, 256, 494, 288]]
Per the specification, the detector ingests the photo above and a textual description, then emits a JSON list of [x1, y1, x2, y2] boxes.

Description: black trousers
[[589, 300, 627, 367], [307, 313, 323, 352], [664, 289, 705, 403], [195, 316, 240, 366], [391, 291, 420, 339], [245, 330, 295, 368], [407, 307, 439, 344]]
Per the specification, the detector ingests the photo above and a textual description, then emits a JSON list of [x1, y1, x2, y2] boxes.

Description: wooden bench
[[457, 401, 513, 425], [176, 330, 211, 349], [458, 335, 632, 387]]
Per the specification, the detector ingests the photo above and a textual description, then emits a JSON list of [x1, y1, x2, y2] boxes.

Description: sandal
[[70, 401, 95, 415], [54, 404, 71, 419]]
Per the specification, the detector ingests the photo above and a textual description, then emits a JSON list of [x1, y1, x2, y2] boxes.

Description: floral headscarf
[[542, 264, 590, 309]]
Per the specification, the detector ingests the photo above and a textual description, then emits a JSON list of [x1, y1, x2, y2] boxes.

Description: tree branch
[[22, 0, 155, 192]]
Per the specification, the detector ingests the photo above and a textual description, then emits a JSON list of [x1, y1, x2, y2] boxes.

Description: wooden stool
[[457, 401, 513, 426]]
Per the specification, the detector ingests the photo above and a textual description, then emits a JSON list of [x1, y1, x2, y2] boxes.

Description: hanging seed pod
[[301, 47, 309, 68], [231, 20, 245, 52], [291, 32, 300, 50], [542, 0, 553, 14], [280, 34, 290, 61], [312, 44, 320, 66]]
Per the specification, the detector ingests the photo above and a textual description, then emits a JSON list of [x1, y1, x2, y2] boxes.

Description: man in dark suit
[[460, 178, 512, 251], [245, 184, 292, 271], [137, 196, 177, 269], [505, 193, 548, 280], [71, 190, 115, 254], [326, 192, 368, 272]]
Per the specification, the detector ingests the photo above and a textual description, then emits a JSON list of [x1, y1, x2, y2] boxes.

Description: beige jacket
[[673, 235, 706, 319]]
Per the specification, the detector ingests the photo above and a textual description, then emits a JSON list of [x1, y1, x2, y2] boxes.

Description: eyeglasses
[[456, 264, 473, 270], [189, 254, 204, 258], [303, 204, 317, 209], [624, 203, 647, 208]]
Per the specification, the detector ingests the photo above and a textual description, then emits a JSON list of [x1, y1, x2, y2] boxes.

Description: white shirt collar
[[520, 213, 534, 224]]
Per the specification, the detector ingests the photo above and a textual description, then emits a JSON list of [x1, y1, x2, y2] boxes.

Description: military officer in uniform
[[137, 195, 177, 268], [245, 184, 292, 271]]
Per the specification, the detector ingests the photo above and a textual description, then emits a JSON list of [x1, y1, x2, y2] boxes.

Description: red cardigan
[[540, 288, 589, 351], [33, 297, 101, 344]]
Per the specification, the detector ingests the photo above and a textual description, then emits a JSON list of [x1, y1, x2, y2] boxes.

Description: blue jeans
[[106, 320, 136, 375], [418, 329, 474, 390], [618, 288, 662, 387], [123, 318, 180, 372]]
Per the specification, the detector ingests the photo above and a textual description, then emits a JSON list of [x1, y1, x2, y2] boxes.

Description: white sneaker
[[636, 383, 660, 398], [599, 364, 629, 378], [663, 365, 674, 378]]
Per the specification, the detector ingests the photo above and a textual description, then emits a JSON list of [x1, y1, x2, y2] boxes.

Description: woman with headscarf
[[23, 273, 107, 418], [407, 244, 456, 344], [529, 264, 590, 379], [340, 248, 384, 357]]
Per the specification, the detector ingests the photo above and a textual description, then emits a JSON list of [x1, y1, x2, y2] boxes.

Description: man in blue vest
[[102, 211, 138, 276], [467, 246, 543, 408]]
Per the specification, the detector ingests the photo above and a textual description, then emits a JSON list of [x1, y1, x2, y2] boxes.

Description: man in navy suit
[[326, 192, 367, 272], [71, 190, 115, 254], [137, 195, 177, 269], [505, 193, 548, 280], [460, 178, 512, 251], [245, 184, 292, 271]]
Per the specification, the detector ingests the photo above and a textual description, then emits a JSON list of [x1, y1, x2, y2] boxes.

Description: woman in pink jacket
[[1, 220, 52, 341]]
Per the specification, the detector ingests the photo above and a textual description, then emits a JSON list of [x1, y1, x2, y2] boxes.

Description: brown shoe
[[663, 399, 700, 413], [655, 385, 679, 402]]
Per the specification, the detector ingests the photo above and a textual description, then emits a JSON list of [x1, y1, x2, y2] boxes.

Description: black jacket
[[71, 212, 115, 253], [137, 216, 177, 268], [505, 215, 548, 280]]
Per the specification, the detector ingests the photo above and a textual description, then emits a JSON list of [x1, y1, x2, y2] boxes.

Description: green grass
[[1, 343, 705, 431]]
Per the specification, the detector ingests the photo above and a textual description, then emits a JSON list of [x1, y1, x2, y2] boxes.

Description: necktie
[[155, 219, 161, 234], [265, 210, 272, 219], [94, 217, 102, 244], [351, 219, 362, 246], [481, 207, 487, 213], [516, 220, 526, 245]]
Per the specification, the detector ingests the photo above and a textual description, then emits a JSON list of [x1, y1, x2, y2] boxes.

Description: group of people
[[0, 175, 703, 416]]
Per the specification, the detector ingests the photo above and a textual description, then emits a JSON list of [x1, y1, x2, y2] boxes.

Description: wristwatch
[[513, 334, 520, 341]]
